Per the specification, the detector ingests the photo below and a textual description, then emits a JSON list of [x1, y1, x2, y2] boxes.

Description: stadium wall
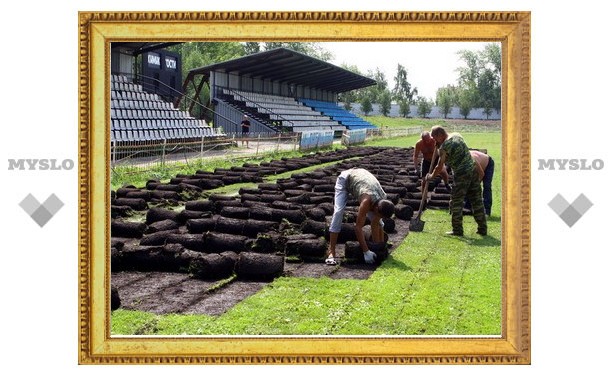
[[342, 103, 501, 120]]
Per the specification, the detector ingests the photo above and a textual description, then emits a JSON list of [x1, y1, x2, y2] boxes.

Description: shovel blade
[[409, 218, 425, 232]]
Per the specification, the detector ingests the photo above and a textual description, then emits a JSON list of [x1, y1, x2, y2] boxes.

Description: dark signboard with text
[[141, 49, 182, 101]]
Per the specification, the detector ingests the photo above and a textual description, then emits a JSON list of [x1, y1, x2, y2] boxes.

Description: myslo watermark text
[[537, 159, 604, 170], [8, 158, 74, 170]]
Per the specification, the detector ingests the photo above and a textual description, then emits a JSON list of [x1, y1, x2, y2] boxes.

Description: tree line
[[166, 42, 501, 120], [338, 43, 501, 119]]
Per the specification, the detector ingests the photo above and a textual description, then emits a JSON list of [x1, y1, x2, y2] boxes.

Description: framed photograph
[[79, 11, 530, 364]]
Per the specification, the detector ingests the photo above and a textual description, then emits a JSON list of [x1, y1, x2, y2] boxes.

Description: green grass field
[[111, 130, 502, 336]]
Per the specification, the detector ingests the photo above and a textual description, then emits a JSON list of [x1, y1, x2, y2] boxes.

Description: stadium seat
[[140, 129, 150, 140]]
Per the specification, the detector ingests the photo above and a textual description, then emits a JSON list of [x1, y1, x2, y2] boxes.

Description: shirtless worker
[[466, 149, 495, 217], [413, 131, 451, 191]]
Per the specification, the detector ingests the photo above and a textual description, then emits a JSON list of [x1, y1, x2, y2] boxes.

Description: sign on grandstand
[[341, 129, 367, 146], [299, 130, 334, 150], [147, 53, 161, 67], [141, 49, 182, 101], [165, 57, 177, 70]]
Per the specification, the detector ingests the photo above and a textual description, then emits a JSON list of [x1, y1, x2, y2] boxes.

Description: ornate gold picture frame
[[78, 11, 530, 364]]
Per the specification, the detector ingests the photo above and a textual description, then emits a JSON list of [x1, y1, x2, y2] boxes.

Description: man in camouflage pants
[[426, 126, 487, 236]]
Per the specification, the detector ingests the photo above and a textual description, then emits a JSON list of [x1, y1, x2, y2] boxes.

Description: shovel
[[409, 182, 429, 231], [409, 148, 438, 232]]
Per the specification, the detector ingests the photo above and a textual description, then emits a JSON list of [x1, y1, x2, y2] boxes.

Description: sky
[[320, 41, 492, 100]]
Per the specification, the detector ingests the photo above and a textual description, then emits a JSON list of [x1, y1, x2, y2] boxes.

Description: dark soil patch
[[112, 262, 377, 316], [182, 280, 269, 316], [112, 271, 269, 316], [111, 215, 415, 316]]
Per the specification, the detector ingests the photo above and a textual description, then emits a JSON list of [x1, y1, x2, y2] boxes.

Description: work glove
[[425, 173, 434, 182], [363, 250, 377, 264]]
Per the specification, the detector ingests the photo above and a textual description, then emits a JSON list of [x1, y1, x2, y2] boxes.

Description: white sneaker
[[325, 256, 337, 265]]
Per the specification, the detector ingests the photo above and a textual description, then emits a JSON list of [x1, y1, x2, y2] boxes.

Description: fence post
[[200, 135, 205, 158], [111, 140, 116, 166], [276, 132, 281, 153], [255, 133, 261, 156], [161, 139, 167, 167]]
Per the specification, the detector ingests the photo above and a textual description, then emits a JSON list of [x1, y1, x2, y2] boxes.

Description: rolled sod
[[145, 207, 181, 224], [189, 251, 238, 279], [185, 199, 214, 212], [394, 204, 415, 221], [113, 197, 148, 211], [235, 252, 284, 281], [111, 220, 147, 238], [203, 232, 249, 253], [285, 238, 327, 260], [139, 229, 180, 246], [166, 233, 207, 252]]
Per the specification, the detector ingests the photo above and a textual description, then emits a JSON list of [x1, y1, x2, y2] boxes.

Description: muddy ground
[[112, 215, 414, 316]]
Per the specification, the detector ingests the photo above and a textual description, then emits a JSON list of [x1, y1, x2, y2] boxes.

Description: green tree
[[359, 68, 388, 104], [243, 42, 261, 55], [416, 96, 433, 118], [262, 42, 333, 61], [374, 68, 388, 93], [436, 86, 458, 119], [456, 43, 502, 112], [483, 102, 493, 119], [337, 64, 366, 107], [168, 42, 246, 79], [458, 88, 477, 119], [392, 64, 418, 104], [167, 42, 247, 119], [360, 96, 373, 116], [374, 69, 388, 105], [477, 68, 500, 114], [456, 49, 480, 88], [398, 99, 410, 118], [379, 90, 392, 116], [339, 89, 355, 111], [482, 43, 501, 81]]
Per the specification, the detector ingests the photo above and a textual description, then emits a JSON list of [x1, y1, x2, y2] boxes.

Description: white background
[[1, 0, 610, 376]]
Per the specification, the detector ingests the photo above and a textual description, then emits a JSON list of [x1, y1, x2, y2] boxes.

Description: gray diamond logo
[[19, 193, 64, 227], [548, 193, 593, 227]]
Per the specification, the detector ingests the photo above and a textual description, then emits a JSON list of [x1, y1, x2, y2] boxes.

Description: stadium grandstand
[[110, 42, 226, 145], [181, 47, 378, 136], [110, 44, 377, 148]]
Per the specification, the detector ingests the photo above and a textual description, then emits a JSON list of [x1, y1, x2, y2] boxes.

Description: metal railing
[[110, 132, 300, 175], [109, 122, 501, 177]]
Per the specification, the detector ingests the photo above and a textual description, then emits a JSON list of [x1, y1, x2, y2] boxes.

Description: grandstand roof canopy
[[188, 47, 376, 93], [111, 42, 182, 56]]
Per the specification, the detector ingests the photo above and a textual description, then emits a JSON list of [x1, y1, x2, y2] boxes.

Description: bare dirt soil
[[112, 215, 413, 316]]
